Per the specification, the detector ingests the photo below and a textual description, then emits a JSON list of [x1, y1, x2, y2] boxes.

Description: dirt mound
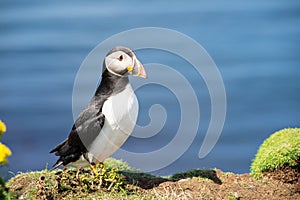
[[142, 169, 300, 200], [263, 165, 300, 184]]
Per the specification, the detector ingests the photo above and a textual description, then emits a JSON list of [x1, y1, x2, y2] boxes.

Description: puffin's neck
[[95, 69, 129, 97]]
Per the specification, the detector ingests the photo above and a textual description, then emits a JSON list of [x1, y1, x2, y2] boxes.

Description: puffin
[[50, 46, 147, 171]]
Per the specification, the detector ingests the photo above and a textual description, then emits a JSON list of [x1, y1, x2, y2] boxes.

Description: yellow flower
[[0, 142, 11, 165], [0, 120, 6, 136]]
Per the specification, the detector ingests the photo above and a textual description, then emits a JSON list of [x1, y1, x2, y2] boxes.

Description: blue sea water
[[0, 0, 300, 177]]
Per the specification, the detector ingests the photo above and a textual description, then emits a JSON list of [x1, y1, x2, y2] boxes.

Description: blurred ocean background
[[0, 0, 300, 177]]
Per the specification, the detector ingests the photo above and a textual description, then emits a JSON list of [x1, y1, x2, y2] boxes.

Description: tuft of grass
[[54, 164, 126, 194], [6, 170, 55, 199], [104, 158, 136, 172], [251, 128, 300, 179], [7, 161, 134, 199], [170, 169, 213, 181], [169, 169, 222, 184]]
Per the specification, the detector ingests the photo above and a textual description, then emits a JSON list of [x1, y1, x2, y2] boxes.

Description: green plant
[[1, 176, 11, 200], [251, 128, 300, 179], [7, 160, 155, 199], [104, 158, 135, 172], [55, 164, 127, 194]]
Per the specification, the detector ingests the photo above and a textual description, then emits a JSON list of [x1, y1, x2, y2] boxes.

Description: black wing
[[50, 69, 123, 169], [50, 98, 106, 169]]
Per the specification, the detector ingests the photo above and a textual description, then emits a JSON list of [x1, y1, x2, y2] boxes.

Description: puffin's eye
[[118, 55, 124, 61]]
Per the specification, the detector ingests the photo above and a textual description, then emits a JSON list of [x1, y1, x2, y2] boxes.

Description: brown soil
[[263, 165, 300, 184], [131, 168, 300, 200]]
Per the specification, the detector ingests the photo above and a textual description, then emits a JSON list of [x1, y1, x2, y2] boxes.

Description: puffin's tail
[[50, 139, 68, 170], [50, 139, 67, 170], [50, 139, 68, 155], [50, 152, 82, 170], [50, 139, 83, 170], [51, 160, 63, 170]]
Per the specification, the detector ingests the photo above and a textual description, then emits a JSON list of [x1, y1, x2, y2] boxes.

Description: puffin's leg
[[76, 167, 83, 179], [90, 164, 98, 176]]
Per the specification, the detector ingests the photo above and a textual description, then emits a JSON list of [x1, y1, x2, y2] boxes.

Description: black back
[[50, 68, 129, 169]]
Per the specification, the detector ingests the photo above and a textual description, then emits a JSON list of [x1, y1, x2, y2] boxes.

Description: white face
[[105, 50, 134, 76]]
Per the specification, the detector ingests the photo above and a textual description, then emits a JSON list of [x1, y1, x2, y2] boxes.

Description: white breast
[[88, 83, 138, 163]]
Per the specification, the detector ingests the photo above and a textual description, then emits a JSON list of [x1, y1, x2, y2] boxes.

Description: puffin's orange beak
[[132, 58, 147, 78], [136, 61, 147, 78]]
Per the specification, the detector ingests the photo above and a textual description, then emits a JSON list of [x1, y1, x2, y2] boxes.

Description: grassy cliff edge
[[6, 157, 300, 200], [5, 128, 300, 199]]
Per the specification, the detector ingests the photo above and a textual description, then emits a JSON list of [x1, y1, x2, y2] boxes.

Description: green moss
[[251, 128, 300, 179]]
